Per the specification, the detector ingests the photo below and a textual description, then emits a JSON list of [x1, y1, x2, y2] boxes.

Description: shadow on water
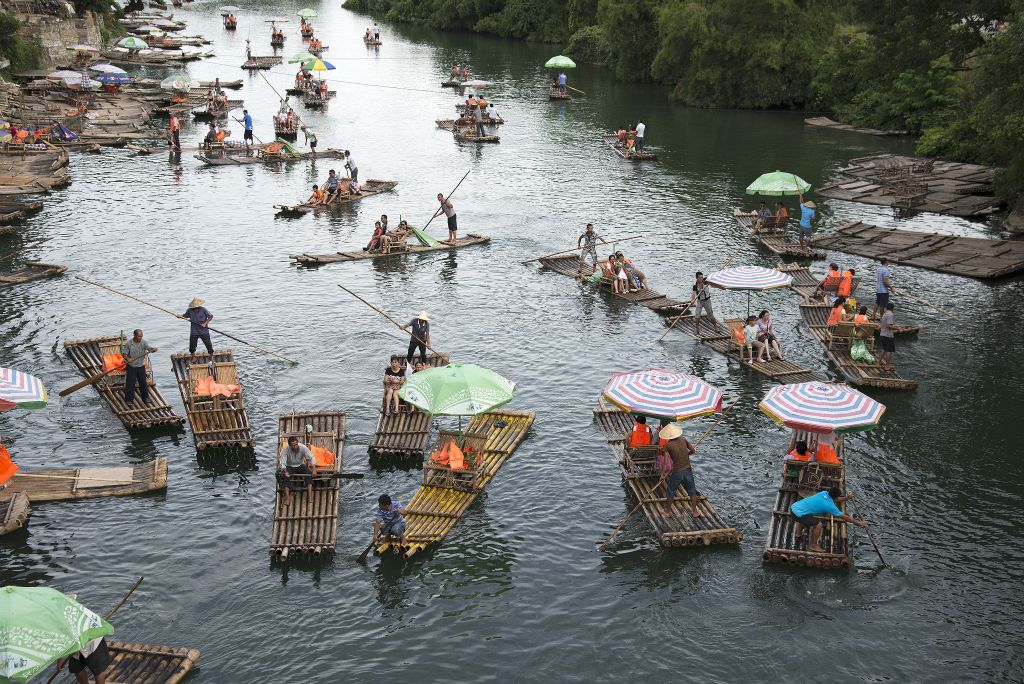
[[195, 447, 258, 477]]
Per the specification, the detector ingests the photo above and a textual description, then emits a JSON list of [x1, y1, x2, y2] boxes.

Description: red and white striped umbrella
[[603, 369, 722, 420], [759, 382, 884, 433], [706, 266, 792, 290], [0, 367, 49, 411]]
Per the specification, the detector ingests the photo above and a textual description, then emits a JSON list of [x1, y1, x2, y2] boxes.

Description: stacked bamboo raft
[[799, 301, 918, 389], [291, 234, 490, 266], [0, 493, 29, 535], [804, 117, 906, 137], [812, 221, 1024, 279], [271, 410, 346, 558], [549, 87, 571, 101], [170, 350, 255, 450], [59, 641, 201, 684], [377, 409, 535, 557], [763, 431, 850, 568], [538, 254, 690, 315], [64, 336, 184, 430], [0, 262, 66, 288], [593, 406, 742, 547], [0, 459, 167, 502], [732, 209, 825, 259], [370, 353, 449, 457]]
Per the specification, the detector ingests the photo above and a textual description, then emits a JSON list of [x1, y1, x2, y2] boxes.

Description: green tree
[[597, 0, 657, 80]]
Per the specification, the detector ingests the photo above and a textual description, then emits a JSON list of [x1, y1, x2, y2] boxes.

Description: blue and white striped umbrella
[[760, 382, 885, 434], [706, 266, 792, 290], [0, 367, 48, 411], [603, 369, 722, 421]]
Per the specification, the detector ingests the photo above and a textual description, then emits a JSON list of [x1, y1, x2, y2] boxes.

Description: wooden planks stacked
[[291, 233, 490, 266], [66, 641, 201, 684], [0, 492, 29, 535], [538, 254, 690, 315], [732, 209, 825, 259], [170, 349, 255, 450], [0, 262, 66, 288], [593, 406, 742, 547], [377, 409, 535, 558], [64, 336, 184, 429], [812, 221, 1024, 279], [764, 431, 850, 569], [0, 458, 167, 503], [271, 410, 346, 559]]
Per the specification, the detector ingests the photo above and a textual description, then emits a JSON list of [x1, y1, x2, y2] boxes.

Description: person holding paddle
[[659, 423, 701, 517], [181, 298, 214, 360], [400, 311, 430, 364], [122, 329, 156, 405], [436, 193, 458, 244], [374, 494, 406, 553]]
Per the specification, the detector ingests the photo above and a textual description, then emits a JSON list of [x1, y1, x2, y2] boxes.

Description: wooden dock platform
[[733, 209, 825, 259], [764, 432, 850, 569], [271, 410, 346, 559], [0, 262, 66, 289], [57, 641, 201, 684], [811, 221, 1024, 280], [538, 254, 690, 315], [64, 336, 184, 430], [593, 406, 742, 547], [170, 350, 255, 450], [370, 353, 448, 458], [804, 116, 906, 137], [0, 458, 167, 503], [290, 233, 490, 266], [376, 409, 535, 558], [0, 492, 29, 535]]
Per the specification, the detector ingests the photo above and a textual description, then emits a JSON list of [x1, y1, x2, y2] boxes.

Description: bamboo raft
[[64, 336, 184, 430], [0, 493, 29, 536], [549, 87, 571, 101], [0, 199, 43, 225], [0, 458, 167, 503], [440, 79, 462, 88], [170, 350, 256, 450], [271, 410, 346, 559], [0, 147, 71, 195], [195, 148, 346, 166], [196, 78, 243, 89], [593, 406, 742, 547], [376, 409, 535, 558], [59, 641, 201, 684], [804, 116, 906, 137], [274, 180, 399, 214], [242, 55, 282, 70], [369, 353, 449, 458], [811, 220, 1024, 279], [732, 209, 825, 259], [799, 301, 918, 390], [0, 262, 66, 289], [291, 234, 489, 266], [763, 431, 850, 568], [601, 134, 657, 161], [301, 92, 329, 108], [363, 37, 382, 46], [537, 254, 690, 315], [453, 128, 500, 143], [273, 118, 298, 137]]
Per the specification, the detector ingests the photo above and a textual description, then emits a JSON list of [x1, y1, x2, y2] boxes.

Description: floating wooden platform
[[61, 641, 201, 684], [733, 209, 825, 259], [538, 254, 689, 315], [453, 129, 500, 143], [241, 55, 282, 69], [291, 233, 489, 266], [812, 220, 1024, 280], [170, 350, 255, 450], [369, 353, 449, 457], [804, 116, 906, 137], [195, 148, 346, 166], [799, 301, 918, 390], [0, 262, 66, 289], [593, 405, 742, 547], [197, 78, 243, 89], [0, 493, 29, 535], [549, 87, 571, 101], [64, 336, 184, 430], [274, 180, 398, 214], [764, 431, 850, 568], [363, 38, 382, 45], [601, 134, 657, 161], [376, 409, 535, 558], [0, 458, 167, 503], [0, 147, 70, 195], [271, 410, 346, 559]]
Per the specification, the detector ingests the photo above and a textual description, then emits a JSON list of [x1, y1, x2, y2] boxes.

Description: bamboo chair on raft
[[188, 361, 241, 409], [422, 429, 489, 492], [279, 430, 336, 490]]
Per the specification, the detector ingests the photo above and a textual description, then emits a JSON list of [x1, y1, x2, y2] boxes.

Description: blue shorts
[[667, 469, 697, 499], [876, 292, 889, 307], [383, 519, 406, 537], [791, 512, 821, 528]]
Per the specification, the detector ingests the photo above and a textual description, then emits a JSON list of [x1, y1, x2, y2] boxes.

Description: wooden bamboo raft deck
[[0, 458, 167, 503], [56, 641, 201, 684], [369, 353, 449, 457], [733, 209, 825, 259], [0, 493, 29, 535], [273, 180, 398, 214], [0, 262, 66, 288], [593, 406, 742, 547], [64, 336, 184, 430], [811, 221, 1024, 279], [291, 234, 490, 266], [170, 350, 255, 450], [804, 116, 906, 137], [376, 409, 535, 558], [549, 87, 571, 101], [538, 254, 690, 315], [799, 301, 918, 390], [764, 431, 850, 569], [601, 134, 657, 160], [271, 410, 346, 558]]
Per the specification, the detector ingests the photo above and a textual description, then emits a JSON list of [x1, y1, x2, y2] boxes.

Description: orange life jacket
[[0, 445, 19, 485], [101, 353, 126, 373], [732, 327, 745, 345], [838, 271, 854, 297], [309, 445, 335, 467], [822, 268, 840, 288], [786, 448, 812, 462], [827, 306, 844, 327], [815, 443, 840, 464], [854, 314, 869, 324], [170, 117, 180, 131], [628, 423, 652, 448]]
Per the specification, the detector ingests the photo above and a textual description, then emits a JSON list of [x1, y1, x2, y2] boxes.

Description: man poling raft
[[181, 298, 214, 360]]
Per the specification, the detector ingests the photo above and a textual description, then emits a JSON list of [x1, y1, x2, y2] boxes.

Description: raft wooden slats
[[549, 87, 571, 100], [291, 233, 490, 266], [592, 407, 742, 547], [600, 134, 657, 161], [0, 147, 70, 195], [377, 409, 535, 558], [0, 261, 66, 288], [810, 220, 1024, 279], [169, 350, 255, 450], [453, 130, 500, 143], [64, 336, 184, 429], [0, 492, 29, 535], [369, 352, 449, 457], [61, 641, 201, 684], [804, 117, 906, 137], [271, 410, 346, 558], [241, 55, 282, 69], [273, 179, 398, 213], [0, 458, 167, 503], [732, 209, 825, 259], [798, 301, 918, 390], [538, 254, 690, 315]]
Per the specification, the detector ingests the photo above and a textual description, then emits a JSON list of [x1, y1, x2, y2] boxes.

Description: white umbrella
[[47, 70, 84, 80], [89, 64, 127, 74]]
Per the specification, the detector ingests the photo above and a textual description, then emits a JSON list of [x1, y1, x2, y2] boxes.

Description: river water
[[2, 2, 1023, 682]]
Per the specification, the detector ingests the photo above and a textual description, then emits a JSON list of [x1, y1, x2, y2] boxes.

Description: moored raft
[[369, 353, 449, 458], [593, 405, 742, 547], [0, 458, 167, 503], [170, 349, 256, 450], [271, 410, 346, 559], [69, 641, 201, 684], [0, 199, 43, 225], [0, 262, 66, 289], [537, 254, 689, 315], [376, 409, 536, 557], [242, 55, 282, 70], [733, 208, 825, 259], [291, 233, 489, 266], [601, 133, 657, 161], [274, 179, 399, 214], [0, 492, 30, 535], [64, 336, 184, 430]]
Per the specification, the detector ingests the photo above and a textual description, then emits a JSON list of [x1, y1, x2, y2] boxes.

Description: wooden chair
[[624, 445, 659, 477], [724, 317, 747, 356], [98, 339, 127, 383], [853, 322, 880, 350], [826, 321, 856, 351], [423, 430, 485, 492]]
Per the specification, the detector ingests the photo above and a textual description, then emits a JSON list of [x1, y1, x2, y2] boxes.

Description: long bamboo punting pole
[[890, 285, 964, 323], [567, 85, 586, 95], [336, 284, 443, 356], [11, 472, 143, 484], [520, 234, 644, 265], [58, 350, 151, 397], [850, 497, 889, 568], [423, 170, 471, 234], [75, 276, 298, 364]]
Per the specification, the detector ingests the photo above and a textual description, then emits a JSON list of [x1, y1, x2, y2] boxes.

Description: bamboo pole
[[850, 497, 888, 568], [58, 351, 151, 398], [74, 275, 298, 364], [336, 284, 443, 356], [566, 85, 586, 95], [520, 234, 643, 265], [890, 285, 964, 323]]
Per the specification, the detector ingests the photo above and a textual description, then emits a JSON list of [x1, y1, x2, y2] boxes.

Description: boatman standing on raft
[[122, 328, 157, 406], [577, 223, 607, 277], [659, 423, 701, 517], [435, 193, 458, 245], [400, 311, 430, 364], [181, 297, 214, 359]]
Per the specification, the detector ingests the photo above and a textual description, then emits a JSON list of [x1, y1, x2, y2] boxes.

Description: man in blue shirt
[[374, 494, 406, 552], [790, 487, 867, 553], [797, 193, 816, 253], [558, 71, 567, 93], [872, 257, 892, 318], [181, 297, 214, 359], [241, 109, 253, 147]]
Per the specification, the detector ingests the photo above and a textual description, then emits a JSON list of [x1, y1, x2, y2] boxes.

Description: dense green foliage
[[0, 13, 42, 77]]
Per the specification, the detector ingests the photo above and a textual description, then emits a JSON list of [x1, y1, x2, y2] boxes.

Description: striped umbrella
[[706, 266, 792, 317], [0, 367, 48, 411], [302, 58, 335, 71], [759, 382, 885, 434], [603, 369, 722, 421]]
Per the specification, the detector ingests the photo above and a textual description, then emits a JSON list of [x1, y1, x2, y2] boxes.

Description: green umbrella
[[296, 8, 317, 18], [160, 73, 195, 91], [117, 36, 149, 50], [745, 170, 811, 196], [398, 363, 515, 417], [544, 55, 576, 69], [288, 50, 315, 64], [0, 586, 113, 683]]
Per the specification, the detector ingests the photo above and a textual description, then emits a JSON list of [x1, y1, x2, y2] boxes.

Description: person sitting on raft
[[815, 263, 842, 298], [203, 123, 218, 147], [614, 251, 648, 290], [384, 220, 413, 253], [756, 309, 784, 360], [307, 184, 326, 206], [827, 296, 851, 328], [365, 220, 386, 252], [277, 436, 317, 507], [790, 487, 867, 553], [374, 494, 406, 553], [743, 315, 770, 363], [323, 169, 341, 204], [628, 415, 655, 449], [450, 64, 460, 80], [462, 64, 471, 79], [383, 355, 405, 415], [784, 440, 814, 462]]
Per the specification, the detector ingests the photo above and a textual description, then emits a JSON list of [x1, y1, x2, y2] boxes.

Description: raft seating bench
[[97, 339, 127, 384], [826, 320, 879, 353], [422, 429, 489, 492], [285, 432, 336, 490], [188, 361, 241, 410], [623, 445, 660, 478]]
